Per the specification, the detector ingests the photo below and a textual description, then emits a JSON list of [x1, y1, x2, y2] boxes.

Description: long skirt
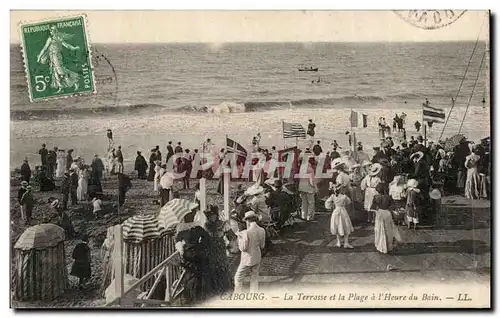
[[465, 168, 480, 200], [374, 209, 402, 253], [479, 174, 489, 199], [364, 187, 378, 211]]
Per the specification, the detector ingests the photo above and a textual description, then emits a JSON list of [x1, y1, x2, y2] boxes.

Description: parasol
[[158, 198, 199, 231], [122, 214, 165, 243], [14, 223, 66, 250], [444, 134, 466, 152]]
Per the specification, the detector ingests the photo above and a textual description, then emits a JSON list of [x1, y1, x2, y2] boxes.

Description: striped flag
[[282, 122, 306, 139], [226, 137, 247, 158], [350, 111, 359, 128], [423, 105, 445, 123]]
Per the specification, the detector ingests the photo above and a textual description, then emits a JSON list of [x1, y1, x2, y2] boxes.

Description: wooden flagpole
[[282, 120, 286, 149]]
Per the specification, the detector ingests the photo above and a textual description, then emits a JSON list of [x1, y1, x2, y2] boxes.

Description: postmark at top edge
[[18, 14, 97, 103], [394, 10, 467, 30]]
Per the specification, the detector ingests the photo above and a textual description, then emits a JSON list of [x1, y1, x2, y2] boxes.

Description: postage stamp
[[394, 10, 467, 30], [19, 14, 95, 102]]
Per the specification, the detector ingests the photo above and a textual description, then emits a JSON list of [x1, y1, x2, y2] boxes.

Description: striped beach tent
[[122, 214, 165, 243], [158, 198, 199, 231], [14, 223, 66, 250]]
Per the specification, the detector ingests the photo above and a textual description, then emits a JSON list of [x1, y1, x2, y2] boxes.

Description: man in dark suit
[[166, 141, 174, 164], [70, 169, 79, 205], [312, 140, 323, 156]]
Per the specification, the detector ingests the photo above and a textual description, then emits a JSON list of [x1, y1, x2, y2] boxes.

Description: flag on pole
[[226, 137, 247, 158], [423, 105, 445, 123], [350, 111, 358, 128], [362, 114, 368, 128], [282, 122, 306, 139]]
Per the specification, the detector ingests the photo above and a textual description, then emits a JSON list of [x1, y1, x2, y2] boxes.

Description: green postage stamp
[[19, 15, 95, 102]]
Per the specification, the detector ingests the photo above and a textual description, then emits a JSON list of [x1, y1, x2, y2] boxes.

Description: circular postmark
[[394, 10, 466, 30]]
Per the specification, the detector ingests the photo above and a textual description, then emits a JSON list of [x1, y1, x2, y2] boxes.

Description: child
[[360, 163, 383, 223], [405, 179, 421, 229], [325, 185, 354, 249], [373, 192, 402, 254], [71, 234, 92, 289]]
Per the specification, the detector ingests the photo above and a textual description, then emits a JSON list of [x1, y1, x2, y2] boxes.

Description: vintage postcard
[[9, 10, 490, 309]]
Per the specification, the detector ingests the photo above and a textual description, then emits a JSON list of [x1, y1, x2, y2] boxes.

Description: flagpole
[[422, 103, 427, 147], [282, 120, 286, 149]]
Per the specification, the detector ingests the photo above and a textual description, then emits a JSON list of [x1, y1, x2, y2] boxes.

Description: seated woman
[[39, 167, 56, 192]]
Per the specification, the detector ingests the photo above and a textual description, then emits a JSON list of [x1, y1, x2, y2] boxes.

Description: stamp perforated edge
[[393, 10, 467, 30], [17, 13, 97, 103]]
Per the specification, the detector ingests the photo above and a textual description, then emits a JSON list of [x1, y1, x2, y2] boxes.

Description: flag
[[350, 111, 358, 128], [423, 105, 445, 123], [282, 122, 306, 139], [226, 137, 247, 158], [362, 114, 368, 128]]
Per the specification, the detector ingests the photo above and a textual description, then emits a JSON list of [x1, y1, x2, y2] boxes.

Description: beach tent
[[13, 223, 68, 301], [120, 214, 178, 290]]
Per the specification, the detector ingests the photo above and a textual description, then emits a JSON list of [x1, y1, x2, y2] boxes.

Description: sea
[[10, 42, 490, 168]]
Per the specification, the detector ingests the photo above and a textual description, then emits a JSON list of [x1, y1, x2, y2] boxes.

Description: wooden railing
[[105, 250, 182, 307]]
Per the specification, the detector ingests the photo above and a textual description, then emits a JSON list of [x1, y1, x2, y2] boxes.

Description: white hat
[[407, 179, 419, 189], [50, 200, 60, 208], [331, 158, 345, 170], [243, 211, 259, 221], [245, 184, 265, 196], [429, 188, 442, 200], [410, 151, 424, 162], [368, 163, 382, 176]]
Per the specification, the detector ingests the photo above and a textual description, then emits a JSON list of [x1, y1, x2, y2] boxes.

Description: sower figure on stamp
[[234, 211, 266, 293], [37, 25, 80, 93]]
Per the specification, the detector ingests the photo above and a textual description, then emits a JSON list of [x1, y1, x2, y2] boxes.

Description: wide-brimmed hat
[[243, 211, 259, 221], [245, 184, 265, 196], [361, 160, 371, 167], [407, 179, 419, 189], [50, 200, 60, 208], [410, 151, 424, 162], [369, 163, 382, 176], [20, 181, 28, 187], [331, 158, 345, 170], [429, 188, 442, 200]]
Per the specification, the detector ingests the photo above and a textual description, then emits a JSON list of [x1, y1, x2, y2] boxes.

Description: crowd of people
[[14, 118, 491, 300]]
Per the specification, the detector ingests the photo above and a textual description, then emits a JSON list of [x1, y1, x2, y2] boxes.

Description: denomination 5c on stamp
[[19, 14, 95, 102]]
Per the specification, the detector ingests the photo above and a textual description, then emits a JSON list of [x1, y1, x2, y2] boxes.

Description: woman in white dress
[[107, 149, 116, 176], [464, 148, 481, 200], [373, 190, 402, 254], [153, 160, 162, 192], [325, 184, 354, 248], [77, 166, 89, 201], [55, 149, 66, 178], [360, 163, 382, 223]]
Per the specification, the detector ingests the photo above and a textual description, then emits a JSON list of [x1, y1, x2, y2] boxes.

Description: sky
[[10, 10, 489, 43]]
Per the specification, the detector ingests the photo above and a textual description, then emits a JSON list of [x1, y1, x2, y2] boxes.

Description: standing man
[[307, 119, 316, 148], [66, 149, 74, 171], [61, 172, 71, 210], [175, 142, 183, 154], [91, 154, 105, 181], [39, 143, 48, 168], [234, 211, 266, 293], [312, 140, 323, 156], [134, 151, 148, 179], [20, 158, 32, 183], [47, 147, 57, 179], [298, 157, 317, 221], [118, 172, 132, 207], [166, 141, 174, 164]]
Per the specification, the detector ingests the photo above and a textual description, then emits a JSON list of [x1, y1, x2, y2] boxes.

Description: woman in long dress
[[373, 193, 402, 254], [56, 149, 66, 178], [153, 160, 161, 192], [464, 148, 481, 200], [37, 25, 80, 93], [405, 179, 421, 229], [360, 163, 383, 223], [77, 166, 89, 201], [326, 185, 354, 248]]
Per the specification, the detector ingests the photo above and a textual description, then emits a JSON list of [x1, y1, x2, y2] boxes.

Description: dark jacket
[[20, 163, 31, 182], [39, 148, 48, 165], [134, 155, 148, 172], [312, 144, 323, 156], [118, 173, 132, 192]]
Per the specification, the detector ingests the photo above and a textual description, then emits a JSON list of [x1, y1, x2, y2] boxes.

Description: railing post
[[113, 225, 124, 302], [165, 264, 172, 303], [224, 168, 231, 221]]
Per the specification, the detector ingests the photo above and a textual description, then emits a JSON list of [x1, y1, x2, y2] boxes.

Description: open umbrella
[[122, 214, 165, 243], [158, 198, 199, 231], [444, 134, 466, 152]]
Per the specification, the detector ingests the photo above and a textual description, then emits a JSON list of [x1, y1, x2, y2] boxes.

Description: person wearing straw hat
[[325, 184, 354, 248], [247, 184, 271, 224], [405, 179, 421, 229], [234, 211, 266, 293], [298, 157, 317, 221], [360, 163, 383, 223], [71, 234, 91, 289]]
